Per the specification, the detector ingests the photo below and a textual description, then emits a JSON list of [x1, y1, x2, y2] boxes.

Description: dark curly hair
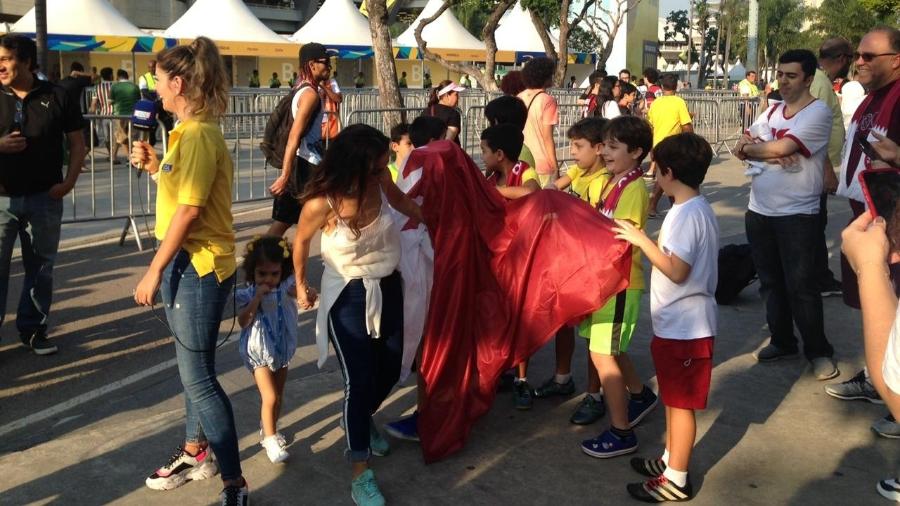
[[500, 70, 526, 96], [521, 56, 556, 89], [243, 236, 294, 284], [300, 124, 390, 238]]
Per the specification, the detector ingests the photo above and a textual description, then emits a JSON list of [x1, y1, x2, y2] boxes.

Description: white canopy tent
[[495, 2, 558, 52], [729, 60, 747, 81], [290, 0, 372, 46], [164, 0, 286, 43], [396, 0, 484, 50], [11, 0, 145, 37]]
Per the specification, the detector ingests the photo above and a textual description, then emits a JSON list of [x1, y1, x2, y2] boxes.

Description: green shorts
[[578, 289, 642, 355]]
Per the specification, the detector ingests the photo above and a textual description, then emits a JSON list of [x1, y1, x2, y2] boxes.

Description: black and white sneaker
[[820, 278, 843, 297], [627, 475, 693, 502], [221, 481, 250, 506], [824, 370, 883, 404], [877, 478, 900, 502], [20, 330, 58, 355], [145, 446, 218, 490], [630, 457, 667, 478]]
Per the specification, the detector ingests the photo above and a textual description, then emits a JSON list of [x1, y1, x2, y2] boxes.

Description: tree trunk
[[366, 0, 403, 127], [414, 0, 513, 92], [697, 17, 708, 88], [686, 0, 693, 87], [35, 0, 48, 77], [713, 0, 723, 88], [530, 0, 596, 87], [723, 20, 732, 89]]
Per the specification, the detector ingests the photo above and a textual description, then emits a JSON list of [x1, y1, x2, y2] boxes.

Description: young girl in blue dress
[[237, 236, 298, 464]]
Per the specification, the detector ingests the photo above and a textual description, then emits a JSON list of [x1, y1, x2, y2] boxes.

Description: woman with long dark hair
[[422, 79, 464, 144], [131, 37, 248, 506], [293, 124, 422, 505], [595, 75, 622, 119]]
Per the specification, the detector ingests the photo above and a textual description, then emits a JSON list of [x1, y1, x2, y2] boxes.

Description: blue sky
[[661, 0, 690, 15]]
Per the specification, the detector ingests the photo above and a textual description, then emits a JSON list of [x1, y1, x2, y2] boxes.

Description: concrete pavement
[[1, 155, 897, 505]]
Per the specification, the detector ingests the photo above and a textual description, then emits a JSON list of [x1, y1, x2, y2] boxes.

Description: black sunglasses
[[853, 52, 898, 62]]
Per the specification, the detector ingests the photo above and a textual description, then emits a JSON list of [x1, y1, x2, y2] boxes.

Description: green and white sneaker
[[370, 418, 391, 456], [351, 469, 386, 506]]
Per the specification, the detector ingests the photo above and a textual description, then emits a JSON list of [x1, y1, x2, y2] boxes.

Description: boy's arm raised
[[612, 219, 692, 284]]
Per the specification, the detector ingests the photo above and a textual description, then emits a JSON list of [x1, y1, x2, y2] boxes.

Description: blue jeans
[[161, 250, 241, 480], [0, 192, 63, 336], [329, 271, 403, 462], [745, 210, 833, 360]]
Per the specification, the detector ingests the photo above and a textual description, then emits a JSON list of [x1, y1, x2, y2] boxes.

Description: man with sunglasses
[[267, 42, 328, 238], [828, 26, 900, 440], [0, 34, 85, 355]]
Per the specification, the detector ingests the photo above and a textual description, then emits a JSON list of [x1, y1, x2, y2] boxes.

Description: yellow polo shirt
[[156, 119, 236, 282], [566, 165, 608, 202], [588, 175, 648, 290]]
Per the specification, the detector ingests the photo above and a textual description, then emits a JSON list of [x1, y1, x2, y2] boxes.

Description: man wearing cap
[[267, 42, 329, 237], [422, 80, 464, 145]]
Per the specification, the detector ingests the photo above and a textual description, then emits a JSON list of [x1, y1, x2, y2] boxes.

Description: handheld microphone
[[131, 99, 158, 177]]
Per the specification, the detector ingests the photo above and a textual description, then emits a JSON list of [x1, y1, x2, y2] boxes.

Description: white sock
[[663, 467, 688, 488], [864, 367, 870, 379], [515, 377, 527, 384], [555, 373, 572, 384], [588, 391, 603, 401], [661, 449, 670, 466]]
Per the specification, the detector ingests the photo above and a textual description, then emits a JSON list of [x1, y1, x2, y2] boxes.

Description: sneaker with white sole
[[811, 357, 840, 381], [877, 478, 900, 502], [872, 414, 900, 439], [581, 429, 638, 459], [627, 475, 693, 502], [261, 435, 289, 463], [824, 370, 883, 404], [145, 446, 218, 490], [754, 343, 799, 362], [259, 428, 287, 448]]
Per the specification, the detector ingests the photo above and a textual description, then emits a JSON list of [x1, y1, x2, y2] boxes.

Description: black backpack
[[260, 83, 321, 170], [715, 244, 757, 305]]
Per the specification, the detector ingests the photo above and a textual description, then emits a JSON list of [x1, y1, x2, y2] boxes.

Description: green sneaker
[[369, 418, 391, 456], [569, 394, 606, 425], [351, 469, 386, 506]]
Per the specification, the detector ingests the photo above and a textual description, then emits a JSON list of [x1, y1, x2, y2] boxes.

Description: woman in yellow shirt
[[130, 37, 247, 505]]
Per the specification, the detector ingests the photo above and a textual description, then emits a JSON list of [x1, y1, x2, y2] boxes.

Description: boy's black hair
[[100, 67, 114, 81], [642, 67, 659, 83], [660, 73, 678, 91], [603, 116, 652, 164], [409, 115, 446, 148], [567, 117, 607, 145], [481, 124, 524, 162], [390, 122, 410, 143], [0, 34, 37, 70], [485, 95, 527, 130], [521, 56, 556, 89], [652, 132, 713, 189], [70, 61, 85, 72], [777, 49, 817, 80], [242, 236, 294, 284], [116, 69, 129, 80]]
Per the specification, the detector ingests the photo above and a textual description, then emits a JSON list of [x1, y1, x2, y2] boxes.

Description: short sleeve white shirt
[[748, 100, 832, 217], [840, 80, 866, 131], [651, 196, 719, 340], [883, 304, 900, 395], [602, 100, 621, 119]]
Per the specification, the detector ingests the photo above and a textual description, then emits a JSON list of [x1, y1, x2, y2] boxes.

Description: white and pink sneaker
[[145, 446, 218, 490]]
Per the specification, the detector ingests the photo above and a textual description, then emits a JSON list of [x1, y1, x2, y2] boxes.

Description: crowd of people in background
[[1, 23, 900, 506]]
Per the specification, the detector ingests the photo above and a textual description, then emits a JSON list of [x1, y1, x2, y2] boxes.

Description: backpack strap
[[526, 90, 546, 114]]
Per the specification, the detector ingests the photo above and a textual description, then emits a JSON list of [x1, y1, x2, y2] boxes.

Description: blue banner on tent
[[325, 44, 376, 60], [515, 51, 597, 65], [17, 33, 177, 53]]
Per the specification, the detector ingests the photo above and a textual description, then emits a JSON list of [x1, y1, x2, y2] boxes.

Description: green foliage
[[664, 9, 690, 42], [759, 0, 807, 60], [520, 0, 563, 28], [808, 0, 899, 45], [569, 25, 602, 53]]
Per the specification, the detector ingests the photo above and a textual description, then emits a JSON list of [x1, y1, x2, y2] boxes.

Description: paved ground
[[1, 155, 897, 505]]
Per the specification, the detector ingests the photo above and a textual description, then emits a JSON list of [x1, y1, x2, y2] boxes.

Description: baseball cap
[[300, 43, 328, 65], [437, 81, 466, 97]]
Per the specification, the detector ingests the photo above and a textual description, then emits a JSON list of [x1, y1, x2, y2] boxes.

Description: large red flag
[[406, 141, 631, 463]]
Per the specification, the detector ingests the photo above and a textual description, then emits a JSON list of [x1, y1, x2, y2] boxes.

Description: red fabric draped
[[406, 140, 631, 463]]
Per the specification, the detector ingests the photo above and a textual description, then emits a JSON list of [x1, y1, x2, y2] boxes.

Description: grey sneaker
[[811, 357, 839, 380], [872, 414, 900, 439], [754, 343, 799, 362], [824, 370, 883, 404]]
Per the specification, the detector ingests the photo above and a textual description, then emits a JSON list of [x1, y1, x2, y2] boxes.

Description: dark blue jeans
[[0, 192, 63, 336], [745, 210, 833, 360], [161, 250, 241, 480], [329, 271, 403, 462]]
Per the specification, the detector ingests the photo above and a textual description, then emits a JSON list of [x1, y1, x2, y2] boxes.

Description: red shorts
[[651, 336, 714, 410]]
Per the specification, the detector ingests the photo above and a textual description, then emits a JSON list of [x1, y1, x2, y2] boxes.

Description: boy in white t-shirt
[[613, 132, 718, 502]]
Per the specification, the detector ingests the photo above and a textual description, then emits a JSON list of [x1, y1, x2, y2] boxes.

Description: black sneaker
[[534, 376, 576, 398], [220, 481, 249, 506], [627, 475, 693, 502], [630, 457, 667, 478], [513, 380, 534, 410], [20, 330, 58, 356], [820, 277, 843, 297], [569, 394, 606, 425]]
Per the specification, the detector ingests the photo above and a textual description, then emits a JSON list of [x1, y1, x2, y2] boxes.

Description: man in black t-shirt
[[0, 34, 85, 355], [58, 61, 92, 111]]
